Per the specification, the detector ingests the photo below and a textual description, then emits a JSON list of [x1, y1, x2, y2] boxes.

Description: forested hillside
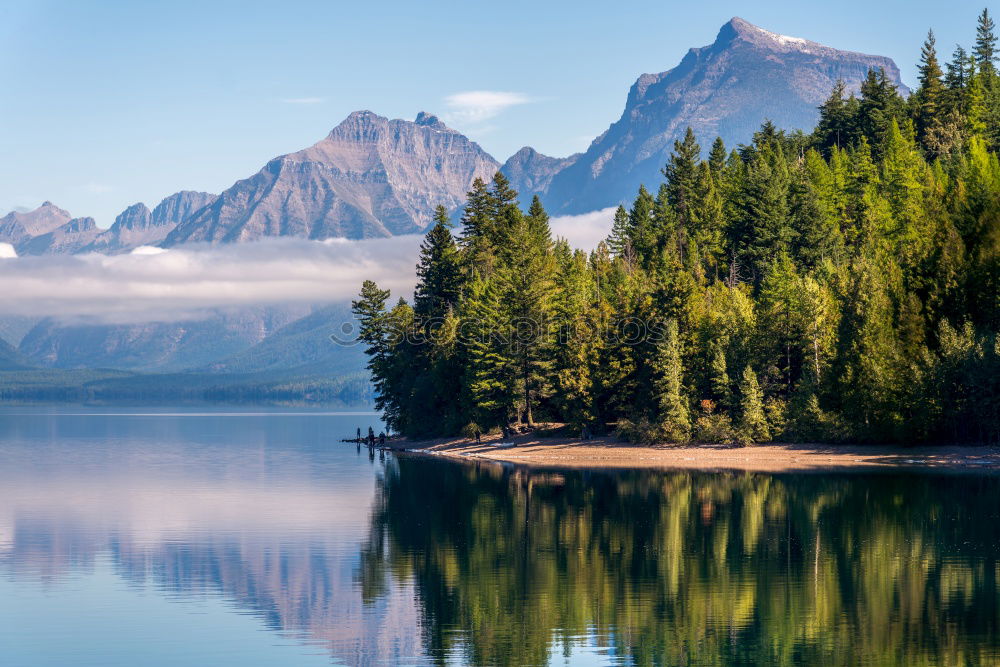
[[354, 10, 1000, 444]]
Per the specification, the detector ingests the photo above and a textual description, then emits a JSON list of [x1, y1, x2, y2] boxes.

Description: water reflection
[[362, 456, 1000, 666], [2, 410, 999, 665], [0, 409, 422, 667]]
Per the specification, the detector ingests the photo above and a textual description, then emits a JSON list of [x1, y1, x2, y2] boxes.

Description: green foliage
[[737, 365, 770, 444], [356, 10, 1000, 444], [653, 319, 691, 442]]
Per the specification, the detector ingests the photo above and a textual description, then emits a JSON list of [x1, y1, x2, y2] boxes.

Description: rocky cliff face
[[525, 17, 910, 214], [500, 147, 580, 210], [165, 111, 500, 245], [83, 191, 217, 253], [7, 19, 909, 249], [152, 190, 217, 228], [0, 202, 73, 247], [18, 217, 101, 255]]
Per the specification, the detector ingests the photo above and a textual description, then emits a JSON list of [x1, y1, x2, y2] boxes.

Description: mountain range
[[3, 17, 907, 255], [515, 17, 908, 213], [0, 17, 910, 401]]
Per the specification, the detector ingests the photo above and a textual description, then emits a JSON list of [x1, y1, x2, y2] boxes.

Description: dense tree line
[[354, 10, 1000, 444]]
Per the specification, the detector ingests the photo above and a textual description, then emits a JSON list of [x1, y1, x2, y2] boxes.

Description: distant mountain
[[165, 111, 500, 245], [500, 147, 580, 210], [201, 304, 365, 378], [510, 17, 909, 214], [83, 191, 216, 253], [9, 19, 909, 250], [0, 191, 218, 256], [0, 337, 30, 371], [18, 216, 101, 255], [18, 306, 309, 372], [0, 202, 73, 247], [3, 304, 372, 405]]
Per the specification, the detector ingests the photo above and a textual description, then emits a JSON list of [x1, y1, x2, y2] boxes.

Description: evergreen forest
[[353, 10, 1000, 445]]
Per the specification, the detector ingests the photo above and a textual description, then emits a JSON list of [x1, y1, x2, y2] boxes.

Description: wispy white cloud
[[280, 97, 326, 105], [443, 90, 531, 126], [0, 208, 614, 325], [550, 207, 617, 251], [0, 237, 421, 324]]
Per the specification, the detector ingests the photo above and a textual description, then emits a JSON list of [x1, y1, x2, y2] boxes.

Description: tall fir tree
[[653, 319, 691, 441], [414, 206, 462, 320], [916, 30, 946, 151], [737, 365, 770, 444]]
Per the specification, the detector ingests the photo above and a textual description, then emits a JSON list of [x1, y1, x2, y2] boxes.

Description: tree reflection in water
[[362, 456, 1000, 666]]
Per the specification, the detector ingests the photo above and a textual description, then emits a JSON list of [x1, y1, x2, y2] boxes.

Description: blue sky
[[0, 0, 992, 226]]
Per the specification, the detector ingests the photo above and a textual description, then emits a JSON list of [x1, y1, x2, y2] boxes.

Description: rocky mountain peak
[[164, 110, 500, 245], [327, 110, 383, 138], [64, 217, 97, 233], [414, 111, 447, 130], [112, 203, 153, 231], [530, 18, 909, 214], [150, 191, 216, 228], [17, 216, 101, 255], [717, 17, 835, 55], [501, 147, 581, 209], [0, 201, 73, 245]]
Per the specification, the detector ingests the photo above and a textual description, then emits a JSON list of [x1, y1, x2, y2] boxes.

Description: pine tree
[[974, 9, 1000, 150], [790, 150, 844, 267], [815, 80, 857, 152], [944, 44, 970, 119], [663, 127, 702, 233], [758, 253, 803, 395], [414, 206, 462, 320], [485, 172, 522, 252], [459, 177, 494, 272], [916, 30, 946, 150], [729, 140, 791, 282], [737, 365, 770, 444], [832, 252, 905, 439], [975, 8, 997, 80], [709, 343, 733, 410], [692, 161, 725, 275], [352, 281, 401, 429], [627, 185, 657, 264], [607, 205, 631, 257], [859, 68, 905, 154], [548, 241, 596, 429], [709, 137, 728, 175], [654, 319, 691, 441], [882, 119, 928, 256], [966, 57, 989, 138], [462, 275, 519, 428], [502, 195, 556, 425]]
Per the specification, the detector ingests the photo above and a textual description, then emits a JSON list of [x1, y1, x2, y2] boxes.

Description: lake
[[1, 408, 998, 666]]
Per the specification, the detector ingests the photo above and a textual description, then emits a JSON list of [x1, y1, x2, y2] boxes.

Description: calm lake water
[[1, 407, 998, 666]]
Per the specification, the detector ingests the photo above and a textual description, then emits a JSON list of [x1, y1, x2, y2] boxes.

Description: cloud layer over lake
[[0, 209, 614, 324]]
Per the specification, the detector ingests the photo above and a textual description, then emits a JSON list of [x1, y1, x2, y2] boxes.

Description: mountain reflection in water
[[0, 410, 998, 666]]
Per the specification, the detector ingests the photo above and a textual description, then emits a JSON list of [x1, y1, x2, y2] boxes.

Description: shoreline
[[388, 432, 1000, 473]]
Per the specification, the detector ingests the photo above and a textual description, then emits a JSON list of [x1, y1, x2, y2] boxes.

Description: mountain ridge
[[163, 110, 500, 245], [506, 16, 909, 213], [7, 18, 908, 249]]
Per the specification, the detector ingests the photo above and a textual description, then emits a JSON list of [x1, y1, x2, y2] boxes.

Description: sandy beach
[[390, 431, 1000, 473]]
